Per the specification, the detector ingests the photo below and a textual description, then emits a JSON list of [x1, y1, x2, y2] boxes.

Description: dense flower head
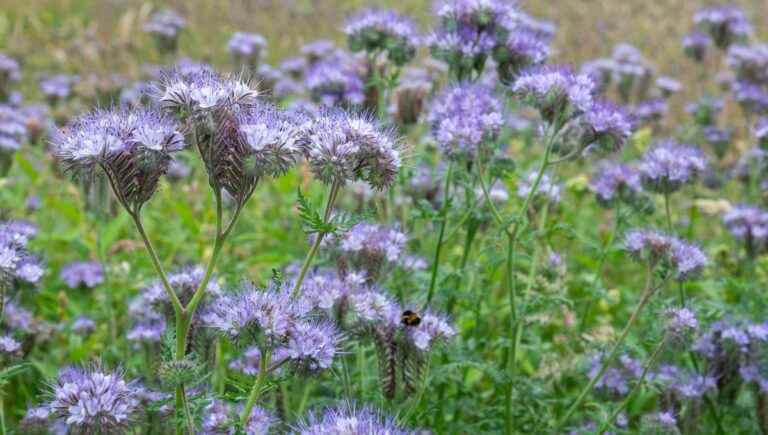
[[157, 68, 258, 114], [47, 366, 141, 432], [53, 107, 185, 211], [296, 401, 413, 435], [624, 229, 708, 280], [227, 32, 267, 64], [427, 26, 496, 76], [298, 108, 401, 189], [0, 335, 21, 356], [235, 101, 302, 178], [632, 98, 668, 127], [493, 30, 549, 81], [59, 261, 104, 289], [580, 100, 632, 153], [0, 104, 28, 153], [285, 319, 341, 370], [682, 31, 710, 62], [39, 74, 77, 103], [143, 9, 186, 50], [201, 399, 274, 435], [325, 222, 408, 279], [694, 5, 751, 49], [280, 56, 308, 79], [517, 170, 562, 204], [732, 81, 768, 115], [0, 220, 43, 285], [590, 161, 643, 205], [609, 43, 654, 103], [666, 307, 699, 335], [229, 346, 289, 376], [512, 64, 595, 124], [0, 53, 21, 87], [726, 44, 768, 84], [426, 82, 503, 160], [305, 50, 365, 107], [589, 353, 643, 397], [344, 8, 420, 66], [300, 269, 367, 312], [723, 204, 768, 254], [639, 140, 707, 193]]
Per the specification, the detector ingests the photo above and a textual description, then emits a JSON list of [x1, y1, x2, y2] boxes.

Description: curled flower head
[[493, 30, 550, 81], [235, 102, 302, 178], [143, 9, 186, 52], [296, 401, 413, 435], [624, 229, 707, 280], [694, 5, 751, 50], [512, 64, 595, 124], [325, 222, 407, 280], [726, 44, 768, 84], [305, 51, 365, 108], [683, 31, 710, 62], [344, 9, 420, 66], [426, 82, 503, 160], [590, 161, 643, 206], [285, 320, 342, 371], [299, 108, 401, 189], [0, 104, 28, 157], [580, 100, 632, 153], [47, 366, 142, 433], [406, 311, 456, 351], [53, 108, 185, 211], [59, 261, 104, 289], [227, 32, 267, 66], [666, 307, 699, 336], [202, 399, 274, 435], [639, 140, 707, 194], [157, 68, 258, 115]]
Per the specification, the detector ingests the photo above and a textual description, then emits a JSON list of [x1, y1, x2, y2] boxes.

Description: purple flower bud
[[723, 204, 768, 255], [60, 261, 104, 289], [726, 43, 768, 84], [0, 335, 21, 356], [0, 104, 28, 157]]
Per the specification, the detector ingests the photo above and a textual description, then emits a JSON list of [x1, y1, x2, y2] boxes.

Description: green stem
[[240, 349, 272, 425], [663, 192, 686, 306], [597, 334, 668, 434], [579, 204, 622, 332], [556, 264, 656, 431], [131, 213, 183, 316], [424, 163, 454, 307], [291, 180, 341, 299]]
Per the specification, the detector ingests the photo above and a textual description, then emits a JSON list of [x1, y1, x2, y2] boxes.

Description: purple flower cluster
[[39, 74, 77, 102], [227, 32, 267, 66], [588, 353, 643, 397], [203, 282, 341, 371], [666, 307, 699, 336], [580, 100, 633, 152], [694, 5, 751, 49], [0, 104, 28, 155], [53, 107, 185, 211], [158, 68, 257, 114], [326, 222, 407, 278], [344, 9, 419, 66], [305, 50, 365, 107], [0, 220, 43, 285], [296, 402, 413, 435], [624, 229, 708, 280], [59, 261, 104, 289], [590, 161, 643, 206], [46, 366, 142, 433], [723, 204, 768, 255], [512, 64, 595, 124], [683, 31, 711, 62], [143, 9, 186, 52], [727, 44, 768, 84], [0, 335, 21, 356], [298, 108, 401, 189], [426, 82, 503, 160], [638, 140, 707, 193], [494, 29, 550, 82], [235, 101, 303, 178], [516, 170, 562, 205], [201, 399, 274, 435], [0, 53, 20, 90]]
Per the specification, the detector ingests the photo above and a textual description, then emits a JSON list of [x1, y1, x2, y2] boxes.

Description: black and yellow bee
[[401, 310, 421, 327]]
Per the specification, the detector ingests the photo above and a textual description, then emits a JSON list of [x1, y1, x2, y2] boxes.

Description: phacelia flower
[[0, 104, 28, 157], [512, 64, 595, 124], [590, 161, 643, 206], [71, 316, 97, 335], [301, 40, 337, 64], [344, 9, 419, 66], [683, 31, 710, 62], [325, 222, 407, 280], [53, 108, 185, 211], [588, 353, 643, 397], [235, 102, 302, 178], [0, 335, 21, 356], [60, 261, 104, 289], [119, 80, 153, 109], [227, 32, 267, 66], [298, 108, 401, 189], [39, 74, 77, 103], [406, 311, 456, 351], [703, 126, 732, 160], [638, 140, 707, 193], [426, 82, 503, 160], [666, 307, 699, 335], [48, 366, 141, 432], [723, 204, 768, 256], [296, 402, 413, 435], [579, 100, 633, 153], [517, 170, 562, 204], [655, 76, 682, 97], [305, 51, 365, 108], [493, 30, 550, 81], [732, 81, 768, 115], [285, 320, 341, 370], [0, 54, 20, 95], [143, 9, 186, 52], [632, 98, 668, 127], [624, 229, 708, 280], [201, 399, 274, 435], [726, 44, 768, 84], [694, 5, 751, 50], [157, 68, 258, 114]]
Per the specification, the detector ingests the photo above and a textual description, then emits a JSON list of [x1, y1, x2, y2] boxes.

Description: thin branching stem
[[424, 162, 454, 307], [240, 349, 272, 425]]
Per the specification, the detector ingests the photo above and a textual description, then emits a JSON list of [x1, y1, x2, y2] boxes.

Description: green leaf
[[296, 187, 335, 234]]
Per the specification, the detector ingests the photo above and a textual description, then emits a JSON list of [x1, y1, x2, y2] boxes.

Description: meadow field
[[1, 0, 768, 433]]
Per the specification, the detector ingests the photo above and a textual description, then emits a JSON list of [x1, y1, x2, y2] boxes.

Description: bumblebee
[[401, 310, 421, 327]]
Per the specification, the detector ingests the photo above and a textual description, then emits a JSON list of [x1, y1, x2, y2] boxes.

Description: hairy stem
[[556, 265, 656, 431], [240, 349, 272, 426], [131, 214, 184, 316], [425, 163, 454, 307], [291, 180, 342, 299], [597, 334, 668, 434]]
